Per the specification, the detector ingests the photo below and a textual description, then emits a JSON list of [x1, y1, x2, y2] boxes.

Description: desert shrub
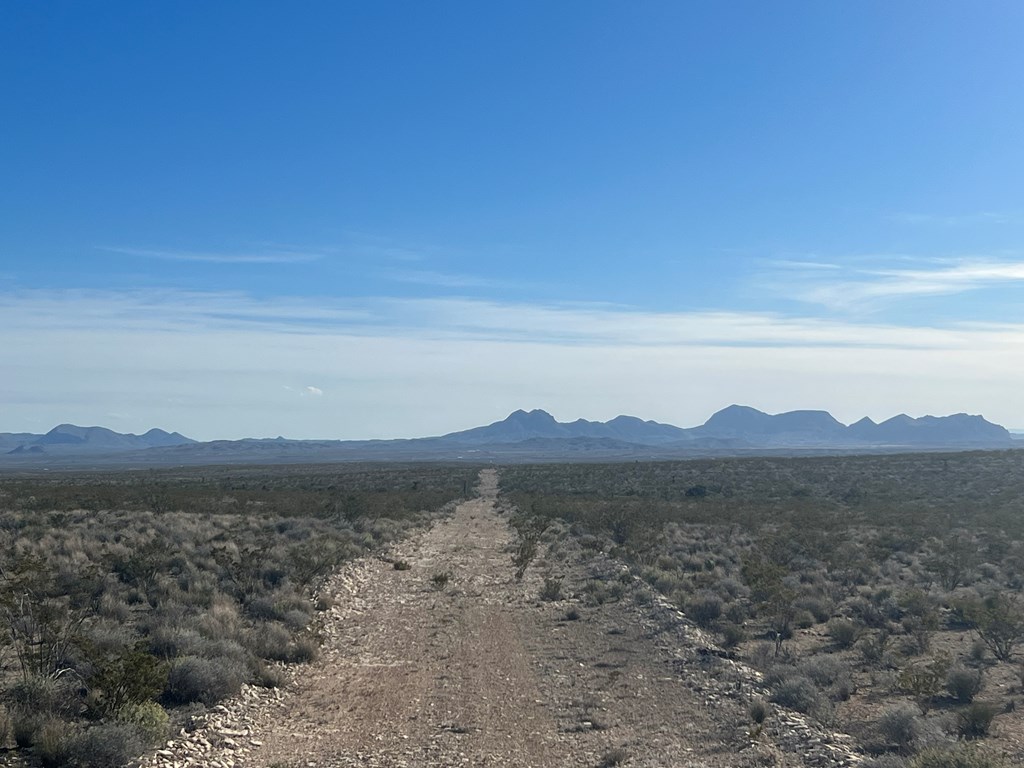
[[62, 722, 146, 768], [253, 622, 293, 662], [254, 661, 286, 688], [245, 595, 283, 621], [795, 595, 832, 624], [798, 656, 853, 699], [282, 608, 312, 631], [85, 644, 167, 716], [724, 600, 749, 624], [582, 579, 624, 606], [598, 747, 629, 767], [865, 757, 908, 768], [748, 697, 769, 724], [861, 631, 893, 668], [539, 577, 563, 602], [10, 710, 45, 748], [794, 609, 816, 629], [876, 703, 922, 753], [946, 667, 983, 704], [955, 701, 999, 740], [952, 593, 1024, 662], [827, 618, 862, 649], [686, 591, 723, 627], [897, 655, 951, 713], [289, 634, 319, 663], [165, 655, 246, 705], [431, 571, 452, 590], [910, 744, 1005, 768], [720, 622, 746, 648], [766, 670, 820, 714], [748, 641, 778, 671], [867, 757, 909, 768], [510, 516, 547, 580], [6, 675, 76, 718], [34, 718, 77, 768], [116, 700, 169, 745]]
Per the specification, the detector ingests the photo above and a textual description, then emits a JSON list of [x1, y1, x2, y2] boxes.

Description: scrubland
[[501, 450, 1024, 768], [0, 464, 476, 767]]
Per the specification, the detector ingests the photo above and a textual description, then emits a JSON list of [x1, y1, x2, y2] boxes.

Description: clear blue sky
[[3, 2, 1024, 439]]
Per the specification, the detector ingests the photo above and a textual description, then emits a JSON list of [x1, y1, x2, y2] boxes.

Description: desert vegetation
[[501, 450, 1024, 766], [0, 463, 476, 766]]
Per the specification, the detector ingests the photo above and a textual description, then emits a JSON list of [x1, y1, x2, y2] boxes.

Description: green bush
[[946, 666, 983, 704], [827, 618, 862, 649], [86, 645, 168, 716], [956, 701, 1000, 740], [116, 700, 169, 745]]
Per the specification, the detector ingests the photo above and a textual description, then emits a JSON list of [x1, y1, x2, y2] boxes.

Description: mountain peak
[[506, 408, 556, 422]]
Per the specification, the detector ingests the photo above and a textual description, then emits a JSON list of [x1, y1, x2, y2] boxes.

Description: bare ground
[[144, 470, 861, 767]]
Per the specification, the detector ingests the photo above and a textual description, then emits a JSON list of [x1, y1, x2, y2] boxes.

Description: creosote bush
[[827, 618, 862, 649], [946, 666, 983, 704], [956, 701, 1000, 740]]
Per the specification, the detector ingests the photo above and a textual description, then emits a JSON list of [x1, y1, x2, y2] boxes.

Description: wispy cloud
[[3, 287, 1021, 351], [100, 246, 325, 264], [768, 256, 1024, 310], [283, 384, 325, 397], [5, 287, 1024, 439]]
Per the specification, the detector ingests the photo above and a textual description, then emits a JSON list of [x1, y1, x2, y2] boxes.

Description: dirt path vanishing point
[[144, 469, 863, 768]]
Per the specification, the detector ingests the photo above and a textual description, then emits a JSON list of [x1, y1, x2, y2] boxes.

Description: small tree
[[0, 556, 88, 682], [510, 515, 548, 581], [897, 654, 951, 713], [953, 593, 1024, 662], [742, 554, 796, 656], [922, 533, 978, 592]]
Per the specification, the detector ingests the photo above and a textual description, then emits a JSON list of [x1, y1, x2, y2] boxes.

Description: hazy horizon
[[6, 405, 1021, 445], [4, 3, 1024, 441]]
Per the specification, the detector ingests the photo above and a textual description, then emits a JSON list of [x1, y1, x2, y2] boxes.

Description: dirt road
[[147, 469, 861, 767]]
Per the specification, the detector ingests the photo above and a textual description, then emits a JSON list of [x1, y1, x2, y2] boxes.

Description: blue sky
[[3, 2, 1024, 439]]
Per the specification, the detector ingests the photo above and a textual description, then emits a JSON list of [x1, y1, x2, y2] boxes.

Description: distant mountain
[[441, 409, 690, 445], [444, 406, 1012, 450], [695, 405, 847, 442], [692, 406, 1012, 447], [2, 425, 194, 455], [853, 413, 1010, 445], [0, 407, 1015, 467]]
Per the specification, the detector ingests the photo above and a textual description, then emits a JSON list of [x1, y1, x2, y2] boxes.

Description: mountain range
[[0, 424, 194, 456], [0, 406, 1016, 467]]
